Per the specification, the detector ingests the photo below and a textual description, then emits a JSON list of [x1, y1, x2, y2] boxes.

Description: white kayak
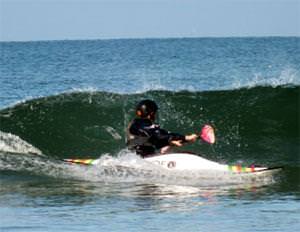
[[64, 153, 281, 174]]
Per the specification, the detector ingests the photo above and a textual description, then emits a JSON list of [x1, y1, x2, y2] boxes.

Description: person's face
[[148, 112, 156, 122]]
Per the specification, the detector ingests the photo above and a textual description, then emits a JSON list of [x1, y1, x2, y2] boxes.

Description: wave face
[[0, 86, 298, 168]]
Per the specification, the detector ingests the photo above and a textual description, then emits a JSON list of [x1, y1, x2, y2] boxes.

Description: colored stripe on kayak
[[64, 159, 96, 165], [228, 165, 257, 173]]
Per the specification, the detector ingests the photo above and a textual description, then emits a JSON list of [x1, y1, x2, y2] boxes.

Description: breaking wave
[[0, 84, 298, 188]]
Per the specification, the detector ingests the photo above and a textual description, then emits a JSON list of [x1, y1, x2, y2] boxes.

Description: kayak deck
[[64, 153, 281, 174]]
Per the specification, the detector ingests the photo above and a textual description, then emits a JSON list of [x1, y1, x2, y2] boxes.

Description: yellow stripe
[[66, 159, 94, 165], [228, 165, 255, 173], [231, 166, 237, 172], [83, 159, 93, 164]]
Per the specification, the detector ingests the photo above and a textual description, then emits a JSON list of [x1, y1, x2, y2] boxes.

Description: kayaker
[[126, 99, 197, 157]]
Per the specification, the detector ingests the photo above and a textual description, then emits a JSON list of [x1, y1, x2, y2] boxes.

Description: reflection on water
[[0, 170, 284, 212], [1, 169, 299, 232], [0, 151, 296, 232]]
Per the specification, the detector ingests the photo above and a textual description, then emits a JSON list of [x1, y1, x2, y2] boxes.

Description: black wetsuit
[[127, 118, 186, 157]]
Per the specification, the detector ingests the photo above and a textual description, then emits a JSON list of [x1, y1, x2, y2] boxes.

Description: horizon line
[[0, 35, 299, 43]]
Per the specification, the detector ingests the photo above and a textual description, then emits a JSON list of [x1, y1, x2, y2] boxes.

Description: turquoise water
[[0, 37, 299, 231]]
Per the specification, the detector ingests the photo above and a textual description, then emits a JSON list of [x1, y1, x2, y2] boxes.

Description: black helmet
[[136, 99, 158, 118]]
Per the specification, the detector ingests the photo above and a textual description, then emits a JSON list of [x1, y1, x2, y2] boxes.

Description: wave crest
[[0, 131, 42, 155]]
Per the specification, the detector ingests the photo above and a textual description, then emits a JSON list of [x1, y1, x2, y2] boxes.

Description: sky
[[0, 0, 299, 41]]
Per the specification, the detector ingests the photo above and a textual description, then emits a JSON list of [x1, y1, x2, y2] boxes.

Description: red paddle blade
[[200, 125, 215, 144]]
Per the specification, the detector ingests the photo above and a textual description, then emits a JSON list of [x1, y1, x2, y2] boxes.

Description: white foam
[[232, 67, 299, 89], [68, 87, 98, 93], [104, 126, 122, 140], [0, 131, 42, 155]]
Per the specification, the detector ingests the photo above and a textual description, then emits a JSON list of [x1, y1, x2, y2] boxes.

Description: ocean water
[[0, 37, 299, 231]]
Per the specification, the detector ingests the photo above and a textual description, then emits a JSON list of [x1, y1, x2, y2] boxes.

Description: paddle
[[199, 124, 215, 144], [170, 124, 215, 148]]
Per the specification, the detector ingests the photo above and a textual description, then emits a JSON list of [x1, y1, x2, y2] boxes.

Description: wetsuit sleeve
[[129, 119, 186, 149], [148, 128, 186, 149], [168, 132, 186, 142], [129, 120, 151, 137]]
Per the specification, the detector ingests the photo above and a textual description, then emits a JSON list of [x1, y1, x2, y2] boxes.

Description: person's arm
[[148, 127, 196, 148], [130, 119, 197, 148], [169, 133, 198, 146], [129, 119, 151, 137]]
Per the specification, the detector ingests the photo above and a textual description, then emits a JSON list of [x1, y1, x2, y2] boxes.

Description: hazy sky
[[0, 0, 299, 41]]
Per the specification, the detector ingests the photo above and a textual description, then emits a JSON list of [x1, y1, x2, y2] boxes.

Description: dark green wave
[[0, 86, 299, 166]]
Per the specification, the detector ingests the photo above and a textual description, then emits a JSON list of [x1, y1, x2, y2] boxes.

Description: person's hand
[[185, 134, 198, 142], [160, 146, 171, 154], [170, 140, 183, 147]]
